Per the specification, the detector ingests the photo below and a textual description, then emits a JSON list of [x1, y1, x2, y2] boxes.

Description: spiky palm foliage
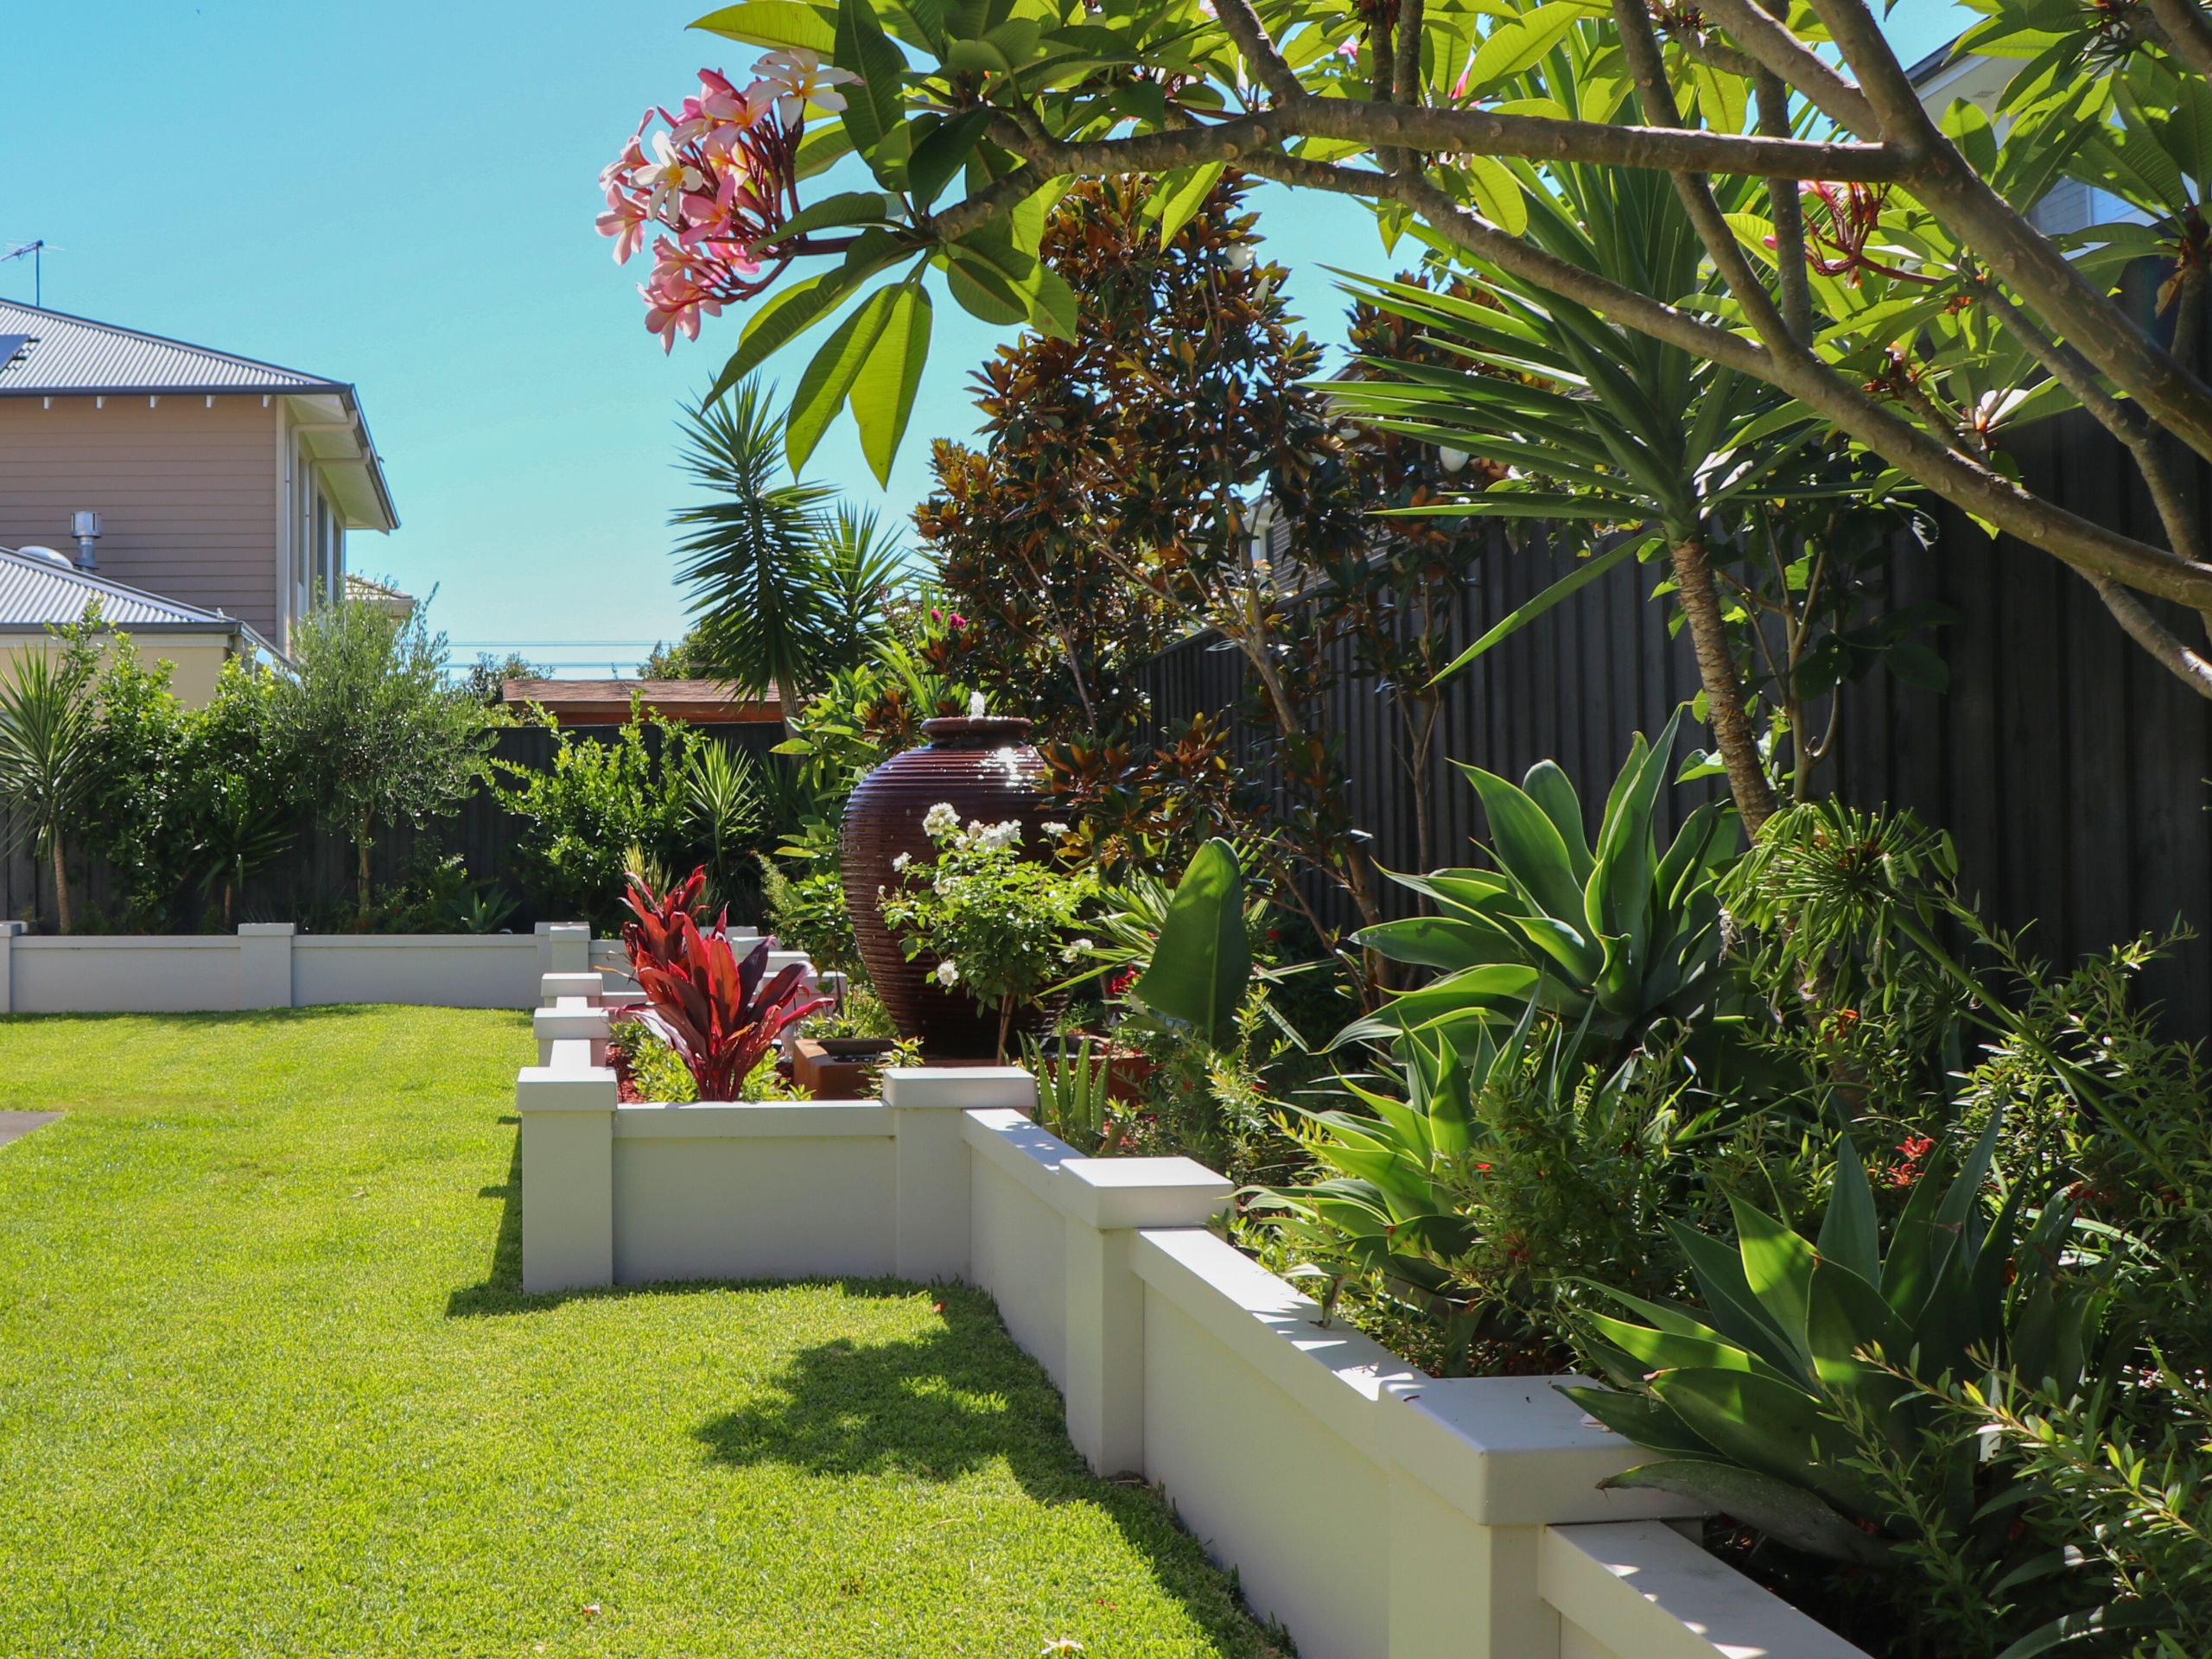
[[0, 649, 99, 931], [671, 382, 901, 711]]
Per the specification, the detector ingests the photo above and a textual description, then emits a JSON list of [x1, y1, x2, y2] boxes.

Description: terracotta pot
[[840, 715, 1052, 1057]]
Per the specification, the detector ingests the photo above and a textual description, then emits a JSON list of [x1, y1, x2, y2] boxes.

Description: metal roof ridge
[[0, 545, 239, 626], [0, 298, 350, 391]]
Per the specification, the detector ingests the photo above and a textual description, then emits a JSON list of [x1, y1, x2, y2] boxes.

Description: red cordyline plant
[[596, 51, 856, 351], [619, 868, 831, 1101]]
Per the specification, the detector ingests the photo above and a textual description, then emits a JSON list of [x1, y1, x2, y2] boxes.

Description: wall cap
[[1380, 1375, 1705, 1527], [883, 1067, 1037, 1111], [237, 923, 296, 937], [515, 1066, 617, 1112], [1061, 1156, 1233, 1230]]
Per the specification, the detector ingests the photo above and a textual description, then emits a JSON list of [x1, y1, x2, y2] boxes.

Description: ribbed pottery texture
[[840, 715, 1051, 1057]]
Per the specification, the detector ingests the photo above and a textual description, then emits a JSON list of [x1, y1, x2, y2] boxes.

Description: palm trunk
[[49, 832, 71, 934], [1669, 533, 1777, 836]]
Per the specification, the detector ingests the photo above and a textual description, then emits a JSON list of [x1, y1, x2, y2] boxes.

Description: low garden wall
[[519, 967, 1872, 1659], [0, 921, 592, 1014]]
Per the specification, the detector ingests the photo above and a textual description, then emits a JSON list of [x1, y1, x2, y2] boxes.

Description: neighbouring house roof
[[0, 300, 398, 533], [0, 544, 269, 646], [346, 573, 416, 618], [501, 677, 783, 726]]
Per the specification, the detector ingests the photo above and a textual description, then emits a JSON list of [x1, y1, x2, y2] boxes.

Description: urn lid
[[920, 715, 1036, 749]]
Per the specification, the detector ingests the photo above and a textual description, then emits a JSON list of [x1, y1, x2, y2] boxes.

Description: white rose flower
[[891, 852, 911, 872], [935, 960, 960, 987], [923, 802, 960, 837], [1041, 821, 1069, 837]]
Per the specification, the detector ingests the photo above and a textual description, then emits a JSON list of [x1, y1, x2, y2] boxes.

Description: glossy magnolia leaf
[[1133, 838, 1248, 1049], [835, 0, 907, 169], [851, 283, 930, 486], [785, 283, 899, 472], [1144, 162, 1225, 248], [692, 0, 836, 53], [1602, 1462, 1893, 1567]]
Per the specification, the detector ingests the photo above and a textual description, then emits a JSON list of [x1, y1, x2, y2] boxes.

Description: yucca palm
[[671, 382, 903, 718], [1325, 31, 1870, 832], [0, 650, 100, 931]]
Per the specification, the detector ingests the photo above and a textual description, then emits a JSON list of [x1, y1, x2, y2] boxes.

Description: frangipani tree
[[599, 1, 2212, 766]]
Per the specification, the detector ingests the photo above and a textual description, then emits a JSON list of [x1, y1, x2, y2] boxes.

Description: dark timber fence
[[2, 722, 789, 935], [1136, 407, 2212, 1039]]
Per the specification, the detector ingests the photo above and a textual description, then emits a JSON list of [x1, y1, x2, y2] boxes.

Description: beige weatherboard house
[[0, 301, 397, 699]]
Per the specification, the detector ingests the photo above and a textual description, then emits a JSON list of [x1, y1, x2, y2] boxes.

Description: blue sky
[[3, 3, 1967, 675]]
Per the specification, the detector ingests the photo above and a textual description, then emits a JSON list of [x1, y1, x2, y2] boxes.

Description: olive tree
[[269, 597, 495, 918]]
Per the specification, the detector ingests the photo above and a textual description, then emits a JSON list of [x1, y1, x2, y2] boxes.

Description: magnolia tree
[[600, 0, 2212, 829]]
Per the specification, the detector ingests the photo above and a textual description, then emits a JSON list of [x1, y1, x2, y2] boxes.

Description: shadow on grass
[[446, 1129, 1282, 1652], [693, 1292, 1287, 1655]]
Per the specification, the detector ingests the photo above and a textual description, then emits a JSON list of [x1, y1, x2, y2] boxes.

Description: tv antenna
[[2, 241, 47, 306]]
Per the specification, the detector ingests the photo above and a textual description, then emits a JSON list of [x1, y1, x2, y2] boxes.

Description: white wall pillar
[[882, 1067, 1033, 1281], [0, 920, 22, 1014], [516, 1046, 616, 1293], [533, 1001, 611, 1066], [1058, 1157, 1232, 1476], [237, 923, 295, 1009], [543, 922, 589, 975], [540, 970, 604, 1007]]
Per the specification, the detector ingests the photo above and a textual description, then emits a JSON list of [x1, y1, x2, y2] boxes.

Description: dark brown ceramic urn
[[840, 715, 1051, 1057]]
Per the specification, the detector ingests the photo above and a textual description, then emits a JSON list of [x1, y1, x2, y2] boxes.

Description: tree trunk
[[356, 830, 373, 921], [50, 832, 71, 935], [1669, 534, 1777, 836]]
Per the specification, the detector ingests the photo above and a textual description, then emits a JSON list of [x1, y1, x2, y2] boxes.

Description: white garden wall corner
[[514, 1036, 1873, 1659], [0, 923, 596, 1015]]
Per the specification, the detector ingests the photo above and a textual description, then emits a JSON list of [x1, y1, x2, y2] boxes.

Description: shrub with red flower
[[597, 51, 858, 351]]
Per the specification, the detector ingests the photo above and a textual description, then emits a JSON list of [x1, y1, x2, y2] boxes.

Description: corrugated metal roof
[[0, 546, 243, 629], [0, 300, 344, 395]]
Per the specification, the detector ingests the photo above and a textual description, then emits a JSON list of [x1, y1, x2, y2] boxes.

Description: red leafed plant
[[620, 868, 830, 1101], [620, 865, 723, 974]]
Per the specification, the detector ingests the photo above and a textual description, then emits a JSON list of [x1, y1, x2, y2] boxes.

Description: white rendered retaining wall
[[0, 921, 593, 1014], [518, 967, 1872, 1659]]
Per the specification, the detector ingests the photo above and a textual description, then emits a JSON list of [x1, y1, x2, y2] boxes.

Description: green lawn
[[0, 1007, 1279, 1659]]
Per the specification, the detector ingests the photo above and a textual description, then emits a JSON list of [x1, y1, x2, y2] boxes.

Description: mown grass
[[0, 1007, 1279, 1658]]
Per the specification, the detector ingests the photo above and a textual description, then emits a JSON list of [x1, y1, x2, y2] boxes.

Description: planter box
[[515, 1032, 1874, 1659]]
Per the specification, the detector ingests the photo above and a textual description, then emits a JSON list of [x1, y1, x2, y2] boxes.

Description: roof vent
[[18, 545, 73, 568]]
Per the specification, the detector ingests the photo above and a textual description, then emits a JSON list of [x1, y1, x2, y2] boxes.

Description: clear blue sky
[[2, 2, 1967, 676]]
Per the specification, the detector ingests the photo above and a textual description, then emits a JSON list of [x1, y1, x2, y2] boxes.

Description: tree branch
[[2145, 0, 2212, 80], [1696, 0, 1878, 135], [1975, 279, 2206, 569], [1805, 0, 2212, 465], [1611, 0, 1796, 348], [1753, 2, 1811, 343], [1209, 0, 1304, 105], [2088, 573, 2212, 696]]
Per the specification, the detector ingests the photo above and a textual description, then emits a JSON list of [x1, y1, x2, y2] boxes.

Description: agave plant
[[1567, 1118, 2101, 1567], [1250, 1032, 1495, 1366], [1341, 710, 1738, 1059]]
